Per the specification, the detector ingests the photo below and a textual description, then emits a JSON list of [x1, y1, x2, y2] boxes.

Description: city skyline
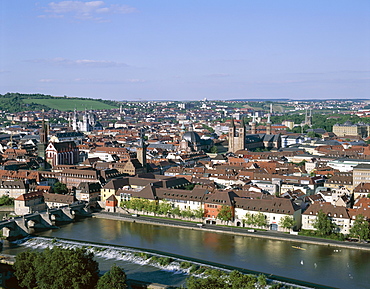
[[1, 1, 369, 101]]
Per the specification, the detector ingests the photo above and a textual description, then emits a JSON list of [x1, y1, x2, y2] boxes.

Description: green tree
[[97, 264, 127, 289], [145, 200, 158, 214], [14, 247, 99, 289], [244, 212, 267, 228], [184, 183, 196, 190], [313, 210, 336, 236], [210, 146, 218, 154], [279, 215, 295, 231], [194, 207, 205, 219], [157, 201, 172, 215], [0, 195, 14, 206], [307, 131, 321, 138], [228, 270, 257, 289], [257, 274, 267, 288], [244, 213, 255, 226], [217, 205, 233, 224], [53, 182, 68, 194], [349, 214, 370, 242], [171, 206, 182, 217], [13, 250, 38, 289], [253, 212, 267, 228]]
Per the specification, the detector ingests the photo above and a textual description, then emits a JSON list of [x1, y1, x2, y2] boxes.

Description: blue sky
[[1, 1, 369, 101]]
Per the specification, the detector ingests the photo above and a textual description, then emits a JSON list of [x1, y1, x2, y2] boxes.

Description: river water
[[2, 216, 369, 289]]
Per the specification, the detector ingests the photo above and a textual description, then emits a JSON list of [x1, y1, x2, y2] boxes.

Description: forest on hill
[[0, 93, 119, 112]]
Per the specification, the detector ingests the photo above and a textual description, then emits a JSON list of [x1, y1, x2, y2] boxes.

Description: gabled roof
[[203, 190, 238, 206], [303, 203, 349, 218], [234, 197, 299, 215], [15, 191, 43, 201], [43, 193, 76, 204]]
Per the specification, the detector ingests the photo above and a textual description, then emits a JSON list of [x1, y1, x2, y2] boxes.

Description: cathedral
[[228, 115, 281, 153], [71, 109, 102, 132]]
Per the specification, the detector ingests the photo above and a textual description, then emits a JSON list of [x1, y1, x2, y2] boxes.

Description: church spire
[[241, 117, 245, 127], [230, 118, 235, 128]]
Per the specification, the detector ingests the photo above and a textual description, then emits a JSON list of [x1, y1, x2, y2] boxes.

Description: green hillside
[[0, 93, 119, 112], [23, 98, 117, 111]]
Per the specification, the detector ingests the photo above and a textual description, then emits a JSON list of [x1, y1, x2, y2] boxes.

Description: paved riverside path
[[93, 212, 370, 251]]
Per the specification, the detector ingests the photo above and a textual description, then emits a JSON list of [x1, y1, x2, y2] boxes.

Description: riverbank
[[93, 212, 370, 251]]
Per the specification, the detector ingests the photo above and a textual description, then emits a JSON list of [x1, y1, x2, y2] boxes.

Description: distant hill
[[0, 93, 119, 112], [228, 99, 291, 102], [228, 98, 369, 102]]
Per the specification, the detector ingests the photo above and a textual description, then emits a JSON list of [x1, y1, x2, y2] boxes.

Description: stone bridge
[[0, 203, 90, 239]]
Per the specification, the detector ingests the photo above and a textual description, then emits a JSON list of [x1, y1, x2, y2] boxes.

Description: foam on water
[[16, 237, 313, 288], [19, 237, 215, 275]]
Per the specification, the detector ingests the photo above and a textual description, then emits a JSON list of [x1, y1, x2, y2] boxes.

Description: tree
[[194, 207, 205, 219], [349, 214, 370, 242], [53, 182, 68, 194], [279, 215, 295, 231], [253, 212, 267, 228], [184, 183, 196, 190], [145, 200, 158, 214], [307, 131, 321, 139], [228, 270, 257, 289], [97, 264, 127, 289], [157, 201, 172, 216], [13, 250, 38, 289], [257, 274, 267, 288], [171, 206, 182, 217], [313, 210, 336, 236], [217, 205, 233, 224], [14, 247, 99, 289], [244, 212, 267, 228], [244, 213, 254, 226], [0, 195, 14, 206], [182, 208, 194, 219], [210, 146, 218, 154]]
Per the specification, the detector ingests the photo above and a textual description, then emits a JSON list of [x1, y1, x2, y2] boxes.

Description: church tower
[[250, 112, 257, 134], [228, 118, 245, 153], [137, 129, 147, 173], [72, 109, 78, 131], [266, 113, 272, 135], [38, 110, 49, 168], [304, 109, 312, 127]]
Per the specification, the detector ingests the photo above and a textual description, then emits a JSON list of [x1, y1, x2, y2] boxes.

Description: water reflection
[[18, 217, 370, 289]]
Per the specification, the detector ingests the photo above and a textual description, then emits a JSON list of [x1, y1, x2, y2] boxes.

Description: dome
[[183, 131, 201, 144]]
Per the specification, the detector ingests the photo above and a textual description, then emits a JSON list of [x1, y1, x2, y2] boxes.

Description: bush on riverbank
[[185, 270, 271, 289], [299, 229, 346, 241]]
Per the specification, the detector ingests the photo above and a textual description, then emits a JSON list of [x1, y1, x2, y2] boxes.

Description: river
[[1, 216, 369, 288]]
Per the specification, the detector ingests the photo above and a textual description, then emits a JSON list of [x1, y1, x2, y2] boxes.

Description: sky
[[1, 1, 370, 101]]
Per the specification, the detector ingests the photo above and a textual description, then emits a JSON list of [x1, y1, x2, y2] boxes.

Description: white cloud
[[41, 1, 136, 21], [28, 57, 128, 68], [39, 78, 60, 83], [72, 78, 146, 84]]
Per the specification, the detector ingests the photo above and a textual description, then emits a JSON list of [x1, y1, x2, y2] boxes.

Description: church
[[228, 115, 281, 153], [178, 124, 214, 152], [71, 109, 103, 132]]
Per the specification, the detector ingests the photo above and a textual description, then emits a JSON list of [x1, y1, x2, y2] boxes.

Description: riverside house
[[234, 197, 301, 231]]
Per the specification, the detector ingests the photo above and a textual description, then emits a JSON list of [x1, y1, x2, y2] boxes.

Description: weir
[[20, 236, 335, 289]]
